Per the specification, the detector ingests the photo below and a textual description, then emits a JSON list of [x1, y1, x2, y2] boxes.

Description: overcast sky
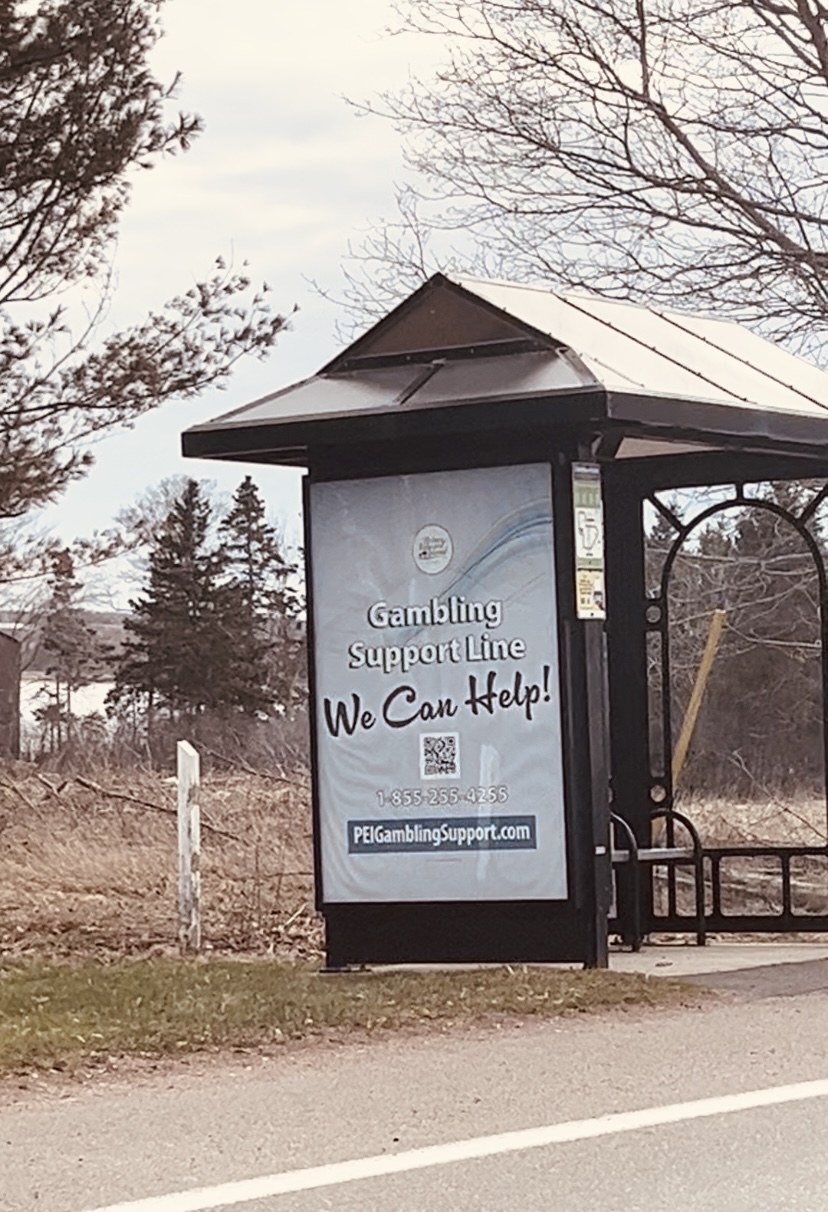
[[42, 0, 437, 549]]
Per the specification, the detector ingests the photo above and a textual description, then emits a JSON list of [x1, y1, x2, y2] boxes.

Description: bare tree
[[343, 0, 828, 353]]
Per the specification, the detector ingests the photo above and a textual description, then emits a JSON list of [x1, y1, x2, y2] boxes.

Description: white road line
[[82, 1077, 828, 1212]]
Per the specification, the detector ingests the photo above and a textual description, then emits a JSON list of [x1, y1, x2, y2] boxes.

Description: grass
[[0, 766, 321, 959], [0, 958, 697, 1077], [4, 763, 827, 958], [0, 765, 699, 1081]]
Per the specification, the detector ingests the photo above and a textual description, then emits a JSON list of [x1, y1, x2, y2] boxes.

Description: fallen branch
[[281, 903, 308, 929], [201, 746, 293, 784], [35, 773, 64, 801], [0, 776, 36, 812], [72, 775, 240, 841], [239, 870, 313, 879]]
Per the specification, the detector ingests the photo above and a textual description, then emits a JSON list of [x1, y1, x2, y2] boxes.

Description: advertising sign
[[309, 464, 568, 903], [572, 463, 606, 620]]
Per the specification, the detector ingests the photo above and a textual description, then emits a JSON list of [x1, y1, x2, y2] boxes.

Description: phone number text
[[376, 785, 509, 808]]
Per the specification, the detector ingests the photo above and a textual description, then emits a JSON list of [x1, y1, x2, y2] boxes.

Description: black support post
[[603, 467, 651, 944]]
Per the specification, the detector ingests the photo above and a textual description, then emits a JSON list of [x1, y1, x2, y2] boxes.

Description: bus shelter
[[183, 274, 828, 968]]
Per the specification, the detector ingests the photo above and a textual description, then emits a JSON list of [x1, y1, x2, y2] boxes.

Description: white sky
[[40, 0, 436, 551]]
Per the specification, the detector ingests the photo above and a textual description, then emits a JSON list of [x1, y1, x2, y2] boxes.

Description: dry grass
[[0, 764, 321, 960], [0, 764, 706, 1078], [0, 957, 696, 1077], [678, 790, 827, 847], [653, 790, 828, 922], [5, 758, 827, 959]]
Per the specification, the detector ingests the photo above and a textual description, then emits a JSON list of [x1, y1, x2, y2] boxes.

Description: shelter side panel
[[309, 463, 568, 904]]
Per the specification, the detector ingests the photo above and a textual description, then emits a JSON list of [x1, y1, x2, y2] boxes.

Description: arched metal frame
[[605, 458, 828, 941], [653, 489, 828, 832]]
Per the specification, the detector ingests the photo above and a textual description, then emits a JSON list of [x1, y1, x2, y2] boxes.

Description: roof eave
[[182, 387, 609, 466], [607, 389, 828, 455]]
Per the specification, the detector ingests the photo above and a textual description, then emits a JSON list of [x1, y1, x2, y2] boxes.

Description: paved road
[[4, 965, 828, 1211]]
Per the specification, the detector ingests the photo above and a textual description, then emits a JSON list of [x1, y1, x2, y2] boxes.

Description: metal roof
[[182, 274, 828, 466], [458, 277, 828, 418]]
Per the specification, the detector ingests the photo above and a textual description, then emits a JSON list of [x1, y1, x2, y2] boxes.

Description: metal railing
[[610, 807, 705, 949], [611, 806, 828, 945]]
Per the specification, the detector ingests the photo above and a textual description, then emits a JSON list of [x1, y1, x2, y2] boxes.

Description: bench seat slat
[[612, 847, 696, 863]]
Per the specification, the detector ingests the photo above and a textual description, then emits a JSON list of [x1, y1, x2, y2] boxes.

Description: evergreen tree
[[111, 479, 273, 727], [220, 475, 306, 710], [0, 1, 285, 528], [220, 476, 288, 623]]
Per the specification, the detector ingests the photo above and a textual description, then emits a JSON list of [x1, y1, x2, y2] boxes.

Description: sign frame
[[303, 450, 607, 968]]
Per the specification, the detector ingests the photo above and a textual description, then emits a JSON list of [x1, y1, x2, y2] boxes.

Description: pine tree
[[111, 479, 273, 730], [219, 475, 305, 710], [0, 2, 285, 526], [220, 476, 288, 623]]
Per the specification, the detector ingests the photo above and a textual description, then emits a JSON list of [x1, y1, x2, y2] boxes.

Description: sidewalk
[[372, 941, 828, 984], [610, 940, 828, 977]]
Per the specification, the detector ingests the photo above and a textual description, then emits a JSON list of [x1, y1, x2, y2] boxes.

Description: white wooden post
[[177, 740, 201, 953]]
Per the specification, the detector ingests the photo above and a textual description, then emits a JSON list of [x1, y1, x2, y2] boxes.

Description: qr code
[[420, 732, 460, 780]]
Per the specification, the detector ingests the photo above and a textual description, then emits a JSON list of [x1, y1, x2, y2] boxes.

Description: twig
[[72, 775, 240, 841], [201, 745, 292, 783], [726, 753, 824, 840], [282, 903, 308, 929], [240, 870, 313, 880], [0, 776, 36, 811]]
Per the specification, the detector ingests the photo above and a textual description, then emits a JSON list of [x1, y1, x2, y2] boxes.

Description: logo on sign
[[413, 523, 453, 574]]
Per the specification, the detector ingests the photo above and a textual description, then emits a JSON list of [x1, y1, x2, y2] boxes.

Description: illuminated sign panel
[[310, 464, 568, 902]]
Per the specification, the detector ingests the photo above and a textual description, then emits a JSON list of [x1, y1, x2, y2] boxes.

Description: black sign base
[[324, 901, 595, 968]]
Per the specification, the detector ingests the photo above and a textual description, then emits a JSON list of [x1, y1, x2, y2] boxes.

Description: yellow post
[[672, 608, 727, 791]]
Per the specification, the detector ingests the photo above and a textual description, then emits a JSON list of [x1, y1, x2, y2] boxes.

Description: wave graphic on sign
[[400, 495, 553, 642], [452, 496, 553, 589]]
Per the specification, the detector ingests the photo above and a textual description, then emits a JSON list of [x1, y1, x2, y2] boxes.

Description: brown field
[[3, 764, 828, 960], [0, 766, 703, 1076], [0, 764, 321, 960], [651, 791, 828, 922], [677, 791, 827, 847]]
